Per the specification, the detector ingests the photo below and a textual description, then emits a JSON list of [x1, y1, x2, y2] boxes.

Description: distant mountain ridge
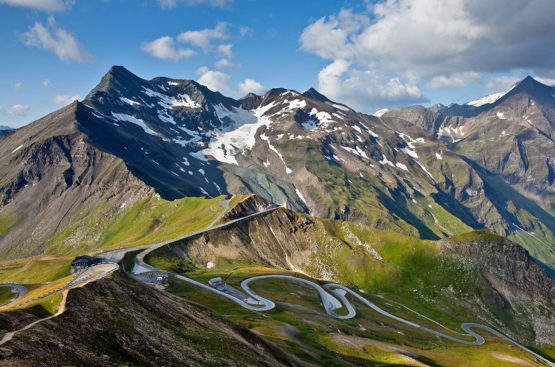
[[0, 66, 553, 269]]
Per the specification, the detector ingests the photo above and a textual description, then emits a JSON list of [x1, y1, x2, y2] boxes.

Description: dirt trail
[[0, 290, 68, 346]]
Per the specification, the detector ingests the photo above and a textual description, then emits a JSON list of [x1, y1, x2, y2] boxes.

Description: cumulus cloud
[[485, 75, 522, 91], [177, 22, 228, 49], [0, 0, 73, 12], [197, 67, 230, 92], [300, 0, 555, 92], [53, 94, 79, 105], [21, 17, 92, 63], [14, 82, 23, 90], [141, 36, 196, 60], [426, 72, 483, 89], [7, 104, 30, 116], [157, 0, 232, 9], [42, 79, 51, 87], [317, 60, 427, 112], [214, 58, 240, 69], [216, 43, 233, 58], [238, 78, 265, 96], [535, 76, 555, 86]]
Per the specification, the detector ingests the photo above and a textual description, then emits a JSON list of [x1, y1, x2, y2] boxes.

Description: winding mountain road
[[128, 206, 554, 366], [0, 283, 27, 308]]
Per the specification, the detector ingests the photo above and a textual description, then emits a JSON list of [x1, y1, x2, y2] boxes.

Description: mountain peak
[[514, 75, 547, 91], [105, 65, 141, 82], [302, 87, 329, 102]]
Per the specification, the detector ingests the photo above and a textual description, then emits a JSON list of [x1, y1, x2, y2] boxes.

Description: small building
[[71, 255, 93, 273], [208, 277, 224, 290]]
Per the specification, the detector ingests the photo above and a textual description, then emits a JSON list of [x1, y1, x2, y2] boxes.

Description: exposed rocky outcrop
[[441, 232, 555, 345], [0, 272, 303, 366]]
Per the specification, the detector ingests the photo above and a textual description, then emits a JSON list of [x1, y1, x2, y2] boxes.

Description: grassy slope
[[146, 215, 553, 366], [281, 138, 474, 242], [43, 194, 228, 257], [162, 264, 549, 367], [0, 286, 15, 306], [0, 194, 245, 314]]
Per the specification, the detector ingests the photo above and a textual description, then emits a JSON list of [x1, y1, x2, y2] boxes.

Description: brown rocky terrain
[[0, 102, 153, 259], [0, 271, 303, 367]]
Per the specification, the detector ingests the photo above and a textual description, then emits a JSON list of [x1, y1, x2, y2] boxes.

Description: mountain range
[[0, 66, 553, 270]]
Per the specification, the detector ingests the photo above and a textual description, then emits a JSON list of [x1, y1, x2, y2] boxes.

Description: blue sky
[[1, 0, 554, 127]]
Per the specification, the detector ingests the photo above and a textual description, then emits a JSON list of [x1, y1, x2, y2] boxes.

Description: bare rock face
[[0, 272, 302, 367], [441, 232, 555, 345]]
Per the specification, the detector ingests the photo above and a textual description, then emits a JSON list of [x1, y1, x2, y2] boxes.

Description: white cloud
[[485, 75, 522, 91], [53, 94, 79, 105], [42, 79, 50, 87], [216, 43, 233, 58], [427, 72, 482, 89], [157, 0, 232, 9], [317, 59, 427, 112], [238, 78, 265, 96], [0, 0, 73, 12], [7, 104, 30, 116], [300, 1, 555, 89], [141, 36, 196, 61], [14, 82, 23, 90], [214, 58, 240, 69], [197, 68, 230, 92], [535, 76, 555, 86], [177, 22, 228, 49], [239, 26, 253, 37], [22, 17, 92, 63]]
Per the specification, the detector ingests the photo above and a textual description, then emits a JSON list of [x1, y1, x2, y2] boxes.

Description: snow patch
[[413, 160, 434, 180], [437, 125, 463, 143], [203, 102, 275, 165], [395, 162, 408, 171], [373, 108, 389, 117], [120, 97, 140, 106], [340, 145, 368, 159], [301, 119, 318, 131], [466, 84, 515, 107], [12, 145, 23, 153], [111, 113, 156, 135], [190, 150, 208, 162], [359, 122, 379, 138], [295, 188, 312, 215], [326, 101, 350, 111], [401, 147, 418, 159], [378, 154, 394, 167], [497, 112, 506, 119], [309, 108, 334, 126], [435, 152, 443, 160], [267, 141, 292, 174]]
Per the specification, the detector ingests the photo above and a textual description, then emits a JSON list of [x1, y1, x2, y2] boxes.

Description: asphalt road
[[0, 283, 27, 308]]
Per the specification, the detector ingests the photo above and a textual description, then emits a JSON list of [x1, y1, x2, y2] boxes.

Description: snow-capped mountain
[[1, 66, 553, 269]]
